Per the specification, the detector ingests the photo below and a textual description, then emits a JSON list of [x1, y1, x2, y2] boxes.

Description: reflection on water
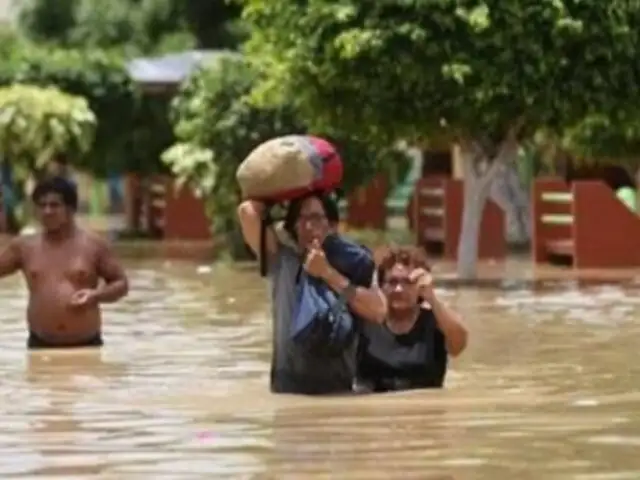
[[0, 259, 639, 478]]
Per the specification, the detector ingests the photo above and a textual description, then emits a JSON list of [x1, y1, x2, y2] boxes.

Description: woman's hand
[[410, 268, 435, 303]]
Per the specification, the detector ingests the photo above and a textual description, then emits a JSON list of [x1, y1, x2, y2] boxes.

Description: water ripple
[[0, 262, 638, 478]]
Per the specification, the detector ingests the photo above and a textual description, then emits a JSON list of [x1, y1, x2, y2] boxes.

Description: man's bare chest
[[22, 243, 99, 284]]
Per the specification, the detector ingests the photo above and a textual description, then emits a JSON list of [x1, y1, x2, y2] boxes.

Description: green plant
[[163, 54, 304, 239], [163, 54, 412, 241], [0, 84, 96, 173], [0, 47, 138, 176]]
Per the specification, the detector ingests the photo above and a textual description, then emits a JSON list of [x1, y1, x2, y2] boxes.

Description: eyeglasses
[[296, 213, 328, 225], [382, 277, 416, 290]]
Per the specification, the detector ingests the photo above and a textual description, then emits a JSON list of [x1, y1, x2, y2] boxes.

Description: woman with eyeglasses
[[355, 246, 468, 393]]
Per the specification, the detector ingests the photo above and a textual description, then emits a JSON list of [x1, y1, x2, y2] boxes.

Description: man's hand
[[69, 289, 98, 308], [409, 268, 435, 303], [303, 239, 332, 279]]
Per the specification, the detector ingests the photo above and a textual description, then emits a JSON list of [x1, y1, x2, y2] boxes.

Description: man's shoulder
[[13, 232, 37, 248], [77, 228, 112, 253]]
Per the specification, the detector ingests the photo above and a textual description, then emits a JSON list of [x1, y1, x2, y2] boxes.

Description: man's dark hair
[[284, 191, 340, 239], [31, 176, 78, 210]]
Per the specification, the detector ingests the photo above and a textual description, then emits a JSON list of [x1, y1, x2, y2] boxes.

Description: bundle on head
[[236, 135, 343, 203], [236, 134, 345, 277]]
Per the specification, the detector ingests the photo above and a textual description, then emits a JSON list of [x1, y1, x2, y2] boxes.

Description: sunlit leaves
[[455, 5, 490, 32], [161, 142, 217, 197], [0, 47, 138, 175], [0, 85, 96, 170]]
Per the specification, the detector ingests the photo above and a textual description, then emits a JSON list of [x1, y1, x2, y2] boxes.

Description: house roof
[[126, 49, 239, 85]]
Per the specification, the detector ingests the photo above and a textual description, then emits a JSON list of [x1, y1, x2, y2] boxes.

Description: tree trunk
[[457, 171, 493, 279], [489, 159, 531, 245], [455, 133, 519, 279]]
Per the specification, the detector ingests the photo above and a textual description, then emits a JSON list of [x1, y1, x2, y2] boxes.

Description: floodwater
[[1, 259, 640, 479]]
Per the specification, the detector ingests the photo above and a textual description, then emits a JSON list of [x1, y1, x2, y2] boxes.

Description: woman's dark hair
[[31, 176, 78, 210], [375, 245, 431, 285], [283, 191, 340, 239]]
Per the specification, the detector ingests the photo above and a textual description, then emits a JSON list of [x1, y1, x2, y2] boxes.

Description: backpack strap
[[259, 202, 274, 277]]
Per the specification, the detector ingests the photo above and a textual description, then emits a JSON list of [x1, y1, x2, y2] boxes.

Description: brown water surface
[[1, 259, 639, 479]]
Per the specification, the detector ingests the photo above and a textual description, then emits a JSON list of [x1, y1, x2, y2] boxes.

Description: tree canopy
[[162, 54, 304, 235], [0, 84, 96, 174], [0, 47, 138, 175], [242, 0, 640, 151], [162, 54, 411, 239], [17, 0, 244, 54]]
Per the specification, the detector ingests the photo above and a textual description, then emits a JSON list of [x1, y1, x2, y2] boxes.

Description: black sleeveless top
[[356, 308, 448, 392]]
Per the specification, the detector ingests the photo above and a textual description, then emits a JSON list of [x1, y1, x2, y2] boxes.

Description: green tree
[[562, 115, 640, 166], [0, 84, 96, 225], [161, 54, 304, 257], [0, 47, 141, 176], [17, 0, 243, 54], [182, 0, 246, 49], [162, 54, 409, 257], [0, 84, 96, 171], [242, 0, 640, 278], [17, 0, 78, 45]]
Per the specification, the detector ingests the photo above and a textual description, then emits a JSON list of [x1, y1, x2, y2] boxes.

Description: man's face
[[294, 197, 333, 249], [35, 192, 72, 232]]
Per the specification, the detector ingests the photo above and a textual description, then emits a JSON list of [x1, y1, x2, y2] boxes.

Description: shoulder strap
[[259, 202, 274, 277]]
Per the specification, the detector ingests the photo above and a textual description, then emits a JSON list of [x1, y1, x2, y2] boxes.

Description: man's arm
[[0, 238, 22, 278], [322, 267, 387, 324], [94, 239, 129, 303], [237, 200, 278, 260]]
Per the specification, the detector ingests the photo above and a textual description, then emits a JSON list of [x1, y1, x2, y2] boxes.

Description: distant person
[[356, 246, 468, 393], [616, 185, 637, 213], [107, 171, 125, 214], [606, 166, 637, 213], [237, 192, 387, 395], [0, 177, 129, 349]]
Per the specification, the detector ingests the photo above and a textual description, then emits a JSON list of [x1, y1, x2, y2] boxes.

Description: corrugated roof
[[126, 49, 239, 85]]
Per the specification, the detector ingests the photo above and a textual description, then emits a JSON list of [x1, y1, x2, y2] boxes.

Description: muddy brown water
[[1, 259, 639, 479]]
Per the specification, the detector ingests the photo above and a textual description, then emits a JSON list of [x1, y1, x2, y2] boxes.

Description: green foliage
[[561, 115, 640, 166], [163, 54, 304, 235], [0, 84, 96, 177], [327, 136, 412, 196], [17, 0, 244, 54], [162, 54, 412, 237], [182, 0, 246, 49], [242, 0, 640, 151], [0, 26, 27, 61], [0, 47, 140, 176], [18, 0, 78, 45]]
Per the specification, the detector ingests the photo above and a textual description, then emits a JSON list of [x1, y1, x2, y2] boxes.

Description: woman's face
[[294, 197, 332, 249], [381, 263, 419, 311]]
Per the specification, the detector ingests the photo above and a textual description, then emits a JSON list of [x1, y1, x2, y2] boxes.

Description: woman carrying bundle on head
[[236, 135, 387, 395]]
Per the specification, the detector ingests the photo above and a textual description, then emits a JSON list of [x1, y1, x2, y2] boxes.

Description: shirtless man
[[0, 176, 129, 348]]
